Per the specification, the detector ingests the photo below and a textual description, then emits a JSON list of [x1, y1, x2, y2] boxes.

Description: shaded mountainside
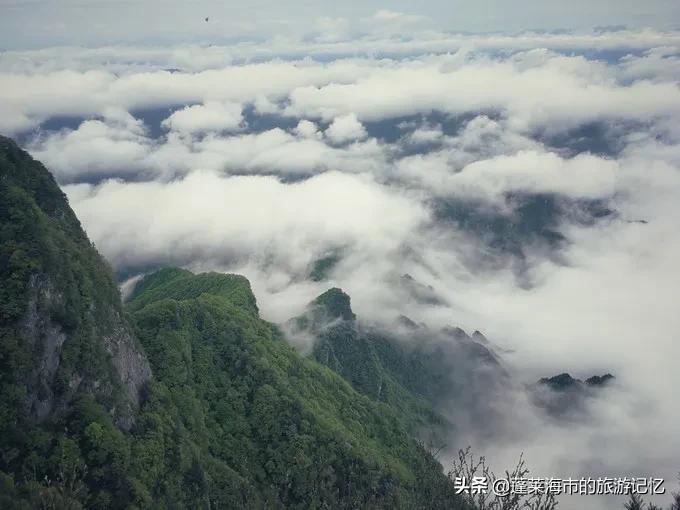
[[287, 289, 448, 436], [0, 136, 468, 508], [530, 372, 615, 420], [0, 135, 150, 428], [288, 288, 508, 443], [434, 192, 613, 262]]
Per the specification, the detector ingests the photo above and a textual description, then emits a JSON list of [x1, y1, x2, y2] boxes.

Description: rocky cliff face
[[0, 135, 150, 429], [21, 275, 68, 421]]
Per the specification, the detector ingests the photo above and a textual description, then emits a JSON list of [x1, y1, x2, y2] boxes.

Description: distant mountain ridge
[[288, 286, 509, 442], [531, 372, 615, 419]]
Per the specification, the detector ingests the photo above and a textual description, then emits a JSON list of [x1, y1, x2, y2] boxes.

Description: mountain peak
[[533, 372, 616, 420], [472, 330, 489, 344], [311, 287, 356, 322], [127, 267, 258, 314], [538, 372, 615, 391], [538, 372, 579, 390], [585, 373, 615, 386]]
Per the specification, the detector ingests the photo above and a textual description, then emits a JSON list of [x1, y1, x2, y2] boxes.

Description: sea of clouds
[[2, 22, 679, 508]]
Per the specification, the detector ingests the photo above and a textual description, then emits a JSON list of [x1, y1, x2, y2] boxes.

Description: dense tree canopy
[[0, 136, 467, 508]]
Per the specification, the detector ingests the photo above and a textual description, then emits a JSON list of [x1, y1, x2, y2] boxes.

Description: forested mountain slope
[[289, 288, 507, 443], [0, 136, 468, 509], [0, 136, 150, 428]]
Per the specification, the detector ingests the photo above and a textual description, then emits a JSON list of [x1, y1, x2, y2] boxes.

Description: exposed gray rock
[[102, 316, 152, 408], [19, 273, 151, 428], [1, 135, 151, 432], [21, 274, 67, 420]]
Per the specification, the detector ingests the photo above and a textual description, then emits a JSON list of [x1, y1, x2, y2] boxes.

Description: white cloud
[[188, 128, 386, 176], [285, 53, 680, 132], [161, 101, 243, 134], [29, 122, 389, 182], [450, 150, 618, 200], [293, 119, 322, 139], [65, 170, 428, 278], [324, 113, 367, 144], [2, 30, 680, 74], [0, 59, 376, 134], [406, 125, 444, 146], [372, 10, 420, 23], [2, 39, 680, 138], [28, 107, 155, 182], [4, 33, 680, 509]]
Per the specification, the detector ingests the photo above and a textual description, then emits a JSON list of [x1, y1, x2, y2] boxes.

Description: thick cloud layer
[[2, 27, 680, 508], [65, 170, 427, 277]]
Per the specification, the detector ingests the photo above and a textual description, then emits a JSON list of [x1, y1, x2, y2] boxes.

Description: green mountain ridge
[[289, 289, 447, 437], [0, 136, 467, 509], [0, 135, 150, 429], [288, 289, 508, 446]]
